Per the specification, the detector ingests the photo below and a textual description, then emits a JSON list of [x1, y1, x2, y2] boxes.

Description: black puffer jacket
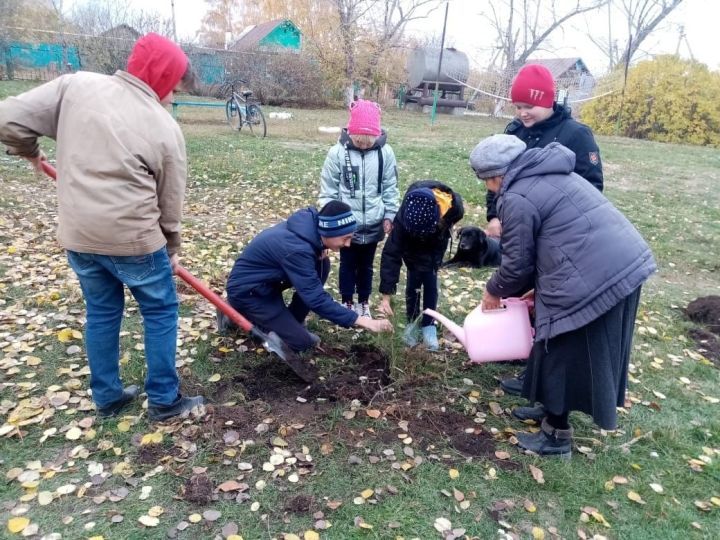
[[379, 180, 464, 294], [486, 104, 603, 221], [486, 143, 655, 341]]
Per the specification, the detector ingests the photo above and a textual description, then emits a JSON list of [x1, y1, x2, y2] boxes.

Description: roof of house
[[523, 57, 592, 78], [229, 18, 298, 51], [100, 24, 141, 40]]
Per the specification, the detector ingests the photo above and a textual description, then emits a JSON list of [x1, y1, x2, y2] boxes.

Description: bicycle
[[224, 79, 267, 138]]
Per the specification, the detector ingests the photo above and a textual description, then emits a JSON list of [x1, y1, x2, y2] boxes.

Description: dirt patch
[[284, 494, 315, 514], [237, 344, 392, 404], [685, 296, 720, 334], [688, 328, 720, 367], [205, 405, 259, 440], [135, 443, 180, 465], [451, 432, 496, 457], [447, 431, 519, 470], [182, 473, 214, 505]]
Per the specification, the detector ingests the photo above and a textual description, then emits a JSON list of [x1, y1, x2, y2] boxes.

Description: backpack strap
[[343, 143, 356, 198], [377, 147, 383, 195]]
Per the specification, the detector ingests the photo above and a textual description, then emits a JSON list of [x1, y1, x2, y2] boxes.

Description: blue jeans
[[67, 248, 179, 408]]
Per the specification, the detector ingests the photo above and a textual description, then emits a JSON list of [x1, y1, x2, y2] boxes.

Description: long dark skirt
[[522, 287, 642, 430]]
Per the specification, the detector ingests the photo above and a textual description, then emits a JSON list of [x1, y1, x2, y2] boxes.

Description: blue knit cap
[[403, 188, 439, 235], [318, 208, 357, 237]]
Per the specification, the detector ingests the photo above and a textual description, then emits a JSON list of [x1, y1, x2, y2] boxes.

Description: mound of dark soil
[[685, 296, 720, 334], [182, 473, 214, 505], [284, 494, 315, 514], [688, 328, 720, 367]]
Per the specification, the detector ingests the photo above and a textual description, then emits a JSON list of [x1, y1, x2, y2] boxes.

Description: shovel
[[40, 161, 317, 382]]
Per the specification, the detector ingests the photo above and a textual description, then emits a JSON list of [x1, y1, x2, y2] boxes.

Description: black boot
[[512, 403, 546, 422], [148, 395, 206, 422], [500, 368, 526, 396], [97, 385, 140, 418], [517, 417, 573, 458]]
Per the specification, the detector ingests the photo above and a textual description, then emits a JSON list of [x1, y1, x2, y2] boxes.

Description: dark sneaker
[[517, 418, 573, 458], [308, 332, 321, 347], [148, 395, 206, 422], [512, 404, 546, 422], [500, 368, 526, 396], [97, 385, 140, 418], [217, 307, 240, 333]]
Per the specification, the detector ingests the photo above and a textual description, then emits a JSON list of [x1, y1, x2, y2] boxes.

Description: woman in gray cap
[[469, 134, 656, 457]]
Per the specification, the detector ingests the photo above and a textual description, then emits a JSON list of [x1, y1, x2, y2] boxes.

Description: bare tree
[[68, 0, 173, 37], [333, 0, 379, 104], [587, 0, 683, 70], [197, 0, 244, 48], [362, 0, 443, 87], [485, 0, 606, 74]]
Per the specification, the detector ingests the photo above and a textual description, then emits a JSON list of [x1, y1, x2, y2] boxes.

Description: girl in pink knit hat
[[318, 100, 399, 318]]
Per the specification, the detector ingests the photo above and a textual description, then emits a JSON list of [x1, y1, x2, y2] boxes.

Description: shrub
[[581, 55, 720, 147]]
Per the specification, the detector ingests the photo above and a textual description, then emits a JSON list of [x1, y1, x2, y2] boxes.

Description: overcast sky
[[63, 0, 717, 74]]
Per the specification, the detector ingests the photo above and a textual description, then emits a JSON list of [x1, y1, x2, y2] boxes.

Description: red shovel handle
[[41, 160, 57, 180], [174, 265, 253, 333]]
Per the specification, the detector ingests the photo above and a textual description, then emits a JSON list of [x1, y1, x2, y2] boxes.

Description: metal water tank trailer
[[407, 47, 469, 92], [405, 47, 470, 111]]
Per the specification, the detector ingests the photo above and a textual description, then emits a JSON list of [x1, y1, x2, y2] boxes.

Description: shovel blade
[[253, 328, 318, 382]]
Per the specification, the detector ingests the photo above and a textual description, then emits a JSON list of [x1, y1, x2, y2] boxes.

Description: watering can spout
[[423, 309, 466, 347]]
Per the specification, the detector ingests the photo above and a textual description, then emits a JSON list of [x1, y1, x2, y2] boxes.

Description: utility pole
[[430, 1, 449, 127], [170, 0, 178, 42]]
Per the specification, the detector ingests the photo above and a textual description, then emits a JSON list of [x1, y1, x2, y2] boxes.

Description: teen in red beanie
[[510, 64, 555, 108], [0, 34, 204, 422]]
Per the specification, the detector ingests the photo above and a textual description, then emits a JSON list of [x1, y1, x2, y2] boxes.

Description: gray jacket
[[486, 143, 656, 341], [318, 129, 399, 244]]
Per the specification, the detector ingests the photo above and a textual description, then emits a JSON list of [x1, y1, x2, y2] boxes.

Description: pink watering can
[[424, 298, 534, 363]]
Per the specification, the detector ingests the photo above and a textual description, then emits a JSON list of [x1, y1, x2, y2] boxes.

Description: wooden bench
[[171, 100, 225, 120]]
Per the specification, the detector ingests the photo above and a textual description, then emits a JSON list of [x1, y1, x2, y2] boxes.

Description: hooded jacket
[[226, 208, 359, 328], [0, 69, 187, 256], [486, 143, 655, 341], [486, 103, 603, 221], [379, 180, 464, 294], [318, 129, 399, 244]]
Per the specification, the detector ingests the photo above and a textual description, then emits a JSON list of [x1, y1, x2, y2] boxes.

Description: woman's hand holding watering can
[[481, 288, 502, 311]]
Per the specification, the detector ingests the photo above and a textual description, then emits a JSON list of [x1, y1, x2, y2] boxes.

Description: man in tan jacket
[[0, 33, 204, 421]]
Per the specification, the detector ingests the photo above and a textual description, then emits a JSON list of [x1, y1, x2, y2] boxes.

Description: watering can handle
[[482, 297, 534, 313]]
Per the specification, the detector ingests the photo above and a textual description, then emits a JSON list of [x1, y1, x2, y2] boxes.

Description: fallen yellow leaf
[[304, 532, 320, 540], [117, 421, 130, 432], [627, 490, 646, 504], [138, 515, 159, 527], [208, 374, 221, 383], [532, 527, 545, 540], [7, 517, 30, 533], [360, 489, 374, 499], [140, 432, 163, 445], [65, 427, 82, 440], [449, 468, 459, 479], [188, 513, 202, 523]]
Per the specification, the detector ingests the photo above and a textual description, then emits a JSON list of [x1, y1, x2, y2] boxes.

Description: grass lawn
[[1, 83, 719, 540]]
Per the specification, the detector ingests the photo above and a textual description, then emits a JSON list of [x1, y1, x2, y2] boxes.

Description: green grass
[[1, 81, 719, 539]]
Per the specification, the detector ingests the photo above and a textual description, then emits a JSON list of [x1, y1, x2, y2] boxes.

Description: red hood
[[127, 33, 188, 100]]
